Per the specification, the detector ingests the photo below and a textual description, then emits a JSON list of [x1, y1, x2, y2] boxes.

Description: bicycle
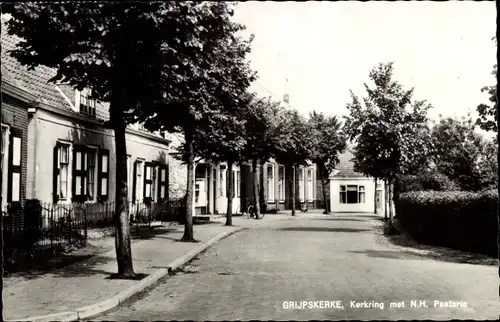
[[244, 198, 266, 220]]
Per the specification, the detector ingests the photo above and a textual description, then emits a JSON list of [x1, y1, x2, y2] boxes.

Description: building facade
[[1, 27, 186, 219], [329, 150, 385, 213]]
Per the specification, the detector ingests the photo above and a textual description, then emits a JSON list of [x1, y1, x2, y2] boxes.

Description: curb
[[9, 227, 245, 322]]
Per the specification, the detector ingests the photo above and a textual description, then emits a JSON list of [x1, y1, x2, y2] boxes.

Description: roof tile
[[1, 25, 110, 121]]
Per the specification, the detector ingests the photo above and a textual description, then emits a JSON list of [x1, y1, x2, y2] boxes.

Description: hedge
[[395, 190, 498, 256], [396, 172, 460, 193]]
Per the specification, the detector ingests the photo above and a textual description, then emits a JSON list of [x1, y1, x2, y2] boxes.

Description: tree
[[241, 97, 287, 218], [431, 116, 497, 191], [3, 2, 254, 275], [476, 38, 497, 133], [138, 2, 256, 240], [275, 109, 313, 216], [343, 62, 432, 226], [308, 111, 347, 214], [195, 92, 254, 226]]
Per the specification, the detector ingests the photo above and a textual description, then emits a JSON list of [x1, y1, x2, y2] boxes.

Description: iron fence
[[2, 197, 186, 270]]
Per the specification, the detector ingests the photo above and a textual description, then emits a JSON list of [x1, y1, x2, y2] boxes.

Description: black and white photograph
[[0, 1, 498, 321]]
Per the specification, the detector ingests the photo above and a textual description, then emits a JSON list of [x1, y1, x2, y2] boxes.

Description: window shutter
[[71, 146, 76, 201], [132, 160, 138, 203], [7, 128, 22, 203], [157, 165, 168, 202], [53, 144, 60, 203], [143, 163, 147, 200], [72, 145, 88, 203], [97, 149, 109, 201]]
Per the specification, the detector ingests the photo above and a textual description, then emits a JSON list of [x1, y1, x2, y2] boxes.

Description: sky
[[233, 1, 496, 136]]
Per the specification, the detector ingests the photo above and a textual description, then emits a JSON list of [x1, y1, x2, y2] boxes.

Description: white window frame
[[235, 170, 240, 198], [220, 166, 226, 198], [78, 88, 97, 117], [127, 155, 131, 200], [267, 164, 275, 202], [298, 167, 305, 201], [58, 142, 71, 201], [278, 165, 285, 202], [307, 168, 314, 201], [85, 147, 98, 202], [339, 185, 365, 204], [1, 124, 10, 211], [135, 159, 144, 203]]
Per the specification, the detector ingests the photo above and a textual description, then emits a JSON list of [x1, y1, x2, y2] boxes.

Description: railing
[[2, 197, 186, 271]]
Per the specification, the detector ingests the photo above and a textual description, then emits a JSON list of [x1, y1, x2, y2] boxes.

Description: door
[[195, 179, 207, 207], [375, 190, 382, 210]]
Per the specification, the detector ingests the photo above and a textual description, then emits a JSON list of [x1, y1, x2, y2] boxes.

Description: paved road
[[97, 213, 499, 321]]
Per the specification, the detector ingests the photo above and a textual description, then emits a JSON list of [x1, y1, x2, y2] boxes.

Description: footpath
[[3, 214, 292, 322]]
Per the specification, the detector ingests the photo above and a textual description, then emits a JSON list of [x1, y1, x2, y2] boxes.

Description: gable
[[1, 23, 110, 121]]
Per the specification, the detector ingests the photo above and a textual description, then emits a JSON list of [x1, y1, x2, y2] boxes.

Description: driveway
[[96, 213, 499, 320]]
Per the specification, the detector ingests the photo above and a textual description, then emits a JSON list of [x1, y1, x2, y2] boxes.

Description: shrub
[[397, 172, 459, 193], [396, 190, 497, 256]]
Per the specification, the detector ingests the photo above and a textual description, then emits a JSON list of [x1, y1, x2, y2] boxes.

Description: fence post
[[50, 205, 54, 250], [84, 204, 88, 243], [67, 207, 72, 245]]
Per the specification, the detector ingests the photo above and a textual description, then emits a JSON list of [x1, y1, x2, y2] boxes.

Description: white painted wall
[[330, 177, 385, 213]]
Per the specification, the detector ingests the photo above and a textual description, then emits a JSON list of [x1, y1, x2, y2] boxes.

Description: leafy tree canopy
[[308, 111, 347, 178], [343, 62, 433, 182]]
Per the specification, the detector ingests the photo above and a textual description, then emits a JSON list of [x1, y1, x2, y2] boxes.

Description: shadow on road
[[279, 227, 372, 233], [373, 223, 498, 266], [312, 218, 368, 222]]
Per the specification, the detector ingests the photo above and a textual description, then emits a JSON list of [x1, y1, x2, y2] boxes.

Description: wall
[[330, 177, 384, 213], [166, 133, 187, 199], [31, 109, 171, 204], [2, 99, 29, 206]]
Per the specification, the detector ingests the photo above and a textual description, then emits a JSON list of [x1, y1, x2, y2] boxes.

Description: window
[[79, 88, 96, 117], [8, 129, 22, 203], [132, 159, 144, 203], [157, 165, 168, 202], [307, 168, 313, 201], [143, 163, 154, 200], [235, 170, 240, 198], [127, 155, 131, 198], [97, 150, 110, 201], [53, 142, 70, 203], [339, 185, 365, 204], [220, 165, 226, 197], [195, 182, 200, 204], [359, 185, 365, 203], [278, 165, 285, 201], [298, 168, 305, 201], [267, 164, 274, 201]]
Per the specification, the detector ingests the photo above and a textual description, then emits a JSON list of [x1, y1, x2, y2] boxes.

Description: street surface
[[97, 213, 498, 321]]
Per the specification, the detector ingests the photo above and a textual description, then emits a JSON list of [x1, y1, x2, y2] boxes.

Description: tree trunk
[[291, 166, 296, 216], [225, 160, 234, 226], [252, 158, 261, 218], [259, 160, 265, 213], [180, 132, 197, 242], [319, 168, 329, 214], [384, 179, 388, 221], [0, 126, 3, 321], [388, 180, 394, 222], [374, 178, 378, 214], [495, 0, 500, 280], [110, 99, 135, 278]]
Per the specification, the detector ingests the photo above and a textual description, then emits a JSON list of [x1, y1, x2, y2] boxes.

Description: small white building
[[329, 150, 385, 214]]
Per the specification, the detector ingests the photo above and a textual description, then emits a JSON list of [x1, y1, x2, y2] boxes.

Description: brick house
[[1, 63, 34, 217], [1, 24, 187, 222]]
